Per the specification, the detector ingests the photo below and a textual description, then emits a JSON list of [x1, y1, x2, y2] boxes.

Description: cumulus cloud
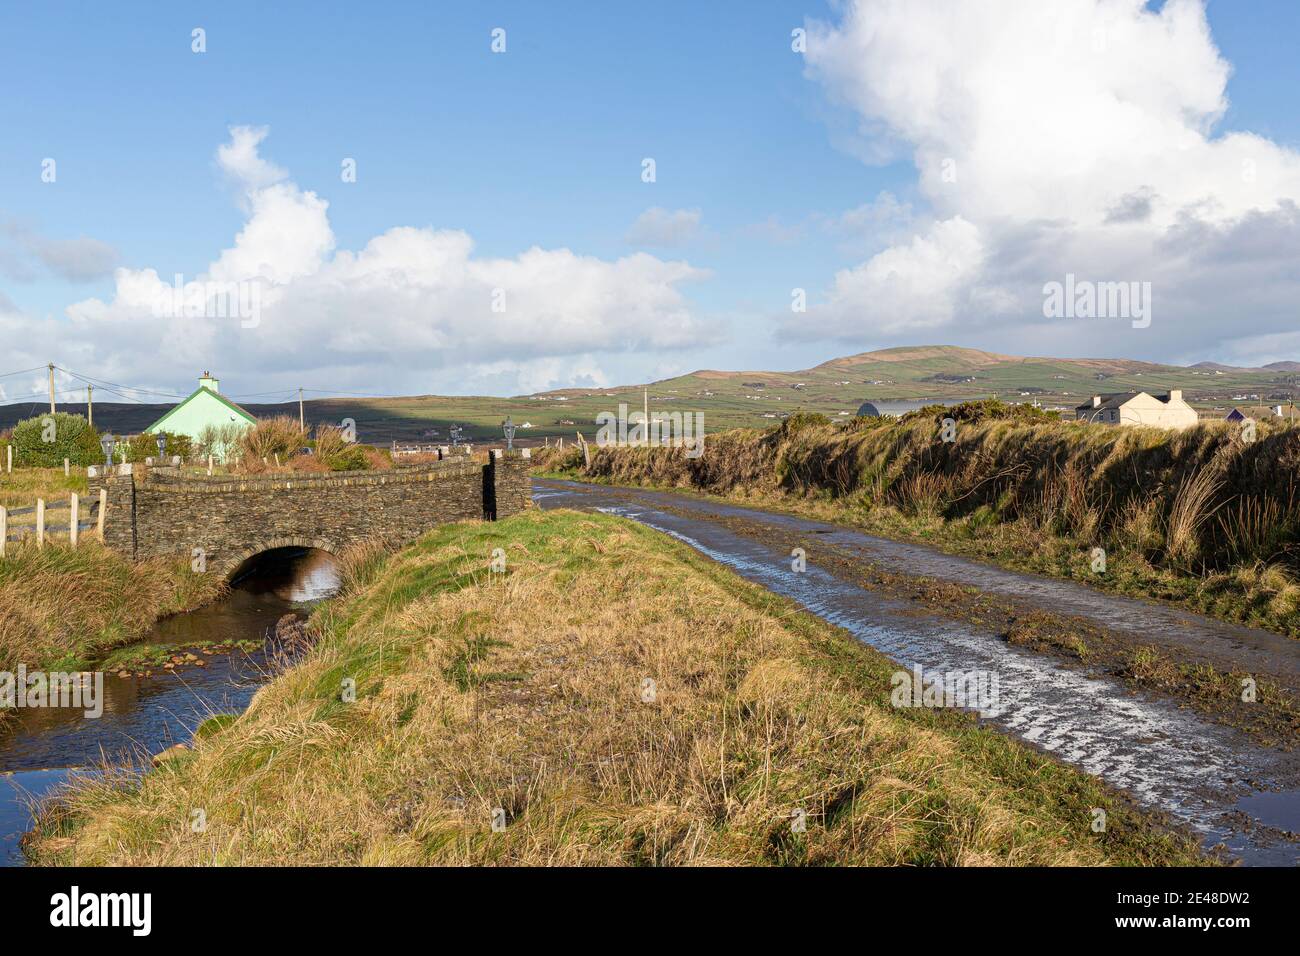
[[625, 207, 703, 247], [790, 0, 1300, 362], [1, 127, 712, 396]]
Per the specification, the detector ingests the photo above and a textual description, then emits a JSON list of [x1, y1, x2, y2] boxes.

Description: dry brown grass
[[548, 408, 1300, 636], [0, 539, 225, 670], [1166, 467, 1225, 568], [239, 416, 307, 462], [29, 510, 1202, 866]]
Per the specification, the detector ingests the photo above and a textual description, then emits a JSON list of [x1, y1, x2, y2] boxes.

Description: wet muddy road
[[537, 479, 1300, 866]]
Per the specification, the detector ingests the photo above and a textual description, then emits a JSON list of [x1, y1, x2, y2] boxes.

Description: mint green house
[[146, 372, 256, 462]]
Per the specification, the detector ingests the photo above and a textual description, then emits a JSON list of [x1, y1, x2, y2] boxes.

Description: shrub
[[238, 417, 305, 462], [779, 412, 831, 437], [196, 423, 248, 463], [125, 431, 192, 463], [312, 425, 347, 465], [328, 444, 371, 472], [9, 413, 101, 467]]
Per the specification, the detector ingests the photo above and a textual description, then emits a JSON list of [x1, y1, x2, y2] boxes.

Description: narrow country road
[[536, 479, 1300, 866]]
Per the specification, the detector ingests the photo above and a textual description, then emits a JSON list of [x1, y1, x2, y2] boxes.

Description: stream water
[[0, 547, 339, 866], [536, 479, 1300, 866]]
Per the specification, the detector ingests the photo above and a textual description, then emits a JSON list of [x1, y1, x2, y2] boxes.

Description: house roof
[[1074, 391, 1184, 412], [1075, 392, 1139, 412], [146, 385, 257, 433], [1227, 405, 1300, 421]]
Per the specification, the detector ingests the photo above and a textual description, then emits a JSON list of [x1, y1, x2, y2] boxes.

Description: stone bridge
[[87, 452, 531, 578]]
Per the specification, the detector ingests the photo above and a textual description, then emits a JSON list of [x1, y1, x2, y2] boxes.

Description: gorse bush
[[9, 413, 101, 468]]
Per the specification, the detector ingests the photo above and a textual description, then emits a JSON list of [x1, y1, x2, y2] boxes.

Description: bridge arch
[[224, 537, 342, 581]]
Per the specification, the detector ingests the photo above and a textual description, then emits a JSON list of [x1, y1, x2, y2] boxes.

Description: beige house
[[1075, 390, 1198, 430]]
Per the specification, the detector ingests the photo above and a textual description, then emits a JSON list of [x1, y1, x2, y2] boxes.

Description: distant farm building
[[146, 372, 255, 461], [1226, 404, 1300, 423], [1076, 390, 1197, 430]]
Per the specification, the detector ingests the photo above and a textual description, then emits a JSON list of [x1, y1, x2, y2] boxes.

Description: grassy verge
[[28, 509, 1204, 866], [0, 466, 88, 510], [533, 407, 1300, 640], [0, 540, 225, 672]]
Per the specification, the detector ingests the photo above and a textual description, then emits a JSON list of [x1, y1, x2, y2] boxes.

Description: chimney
[[1167, 389, 1182, 403], [1091, 395, 1102, 408], [199, 372, 220, 393]]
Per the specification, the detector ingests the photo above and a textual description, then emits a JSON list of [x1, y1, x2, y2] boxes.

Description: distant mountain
[[4, 345, 1296, 444]]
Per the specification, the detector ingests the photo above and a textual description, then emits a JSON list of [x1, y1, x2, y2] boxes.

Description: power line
[[0, 366, 48, 380], [55, 366, 188, 400]]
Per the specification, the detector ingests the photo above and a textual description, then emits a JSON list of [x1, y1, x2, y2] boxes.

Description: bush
[[902, 398, 1058, 425], [239, 417, 306, 462], [9, 413, 101, 467], [125, 431, 192, 463], [196, 423, 248, 462], [779, 412, 832, 437], [328, 444, 371, 471]]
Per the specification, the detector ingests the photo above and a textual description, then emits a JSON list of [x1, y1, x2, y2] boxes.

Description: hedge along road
[[535, 479, 1300, 866]]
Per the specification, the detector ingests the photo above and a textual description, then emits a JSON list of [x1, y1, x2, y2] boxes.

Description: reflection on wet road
[[537, 479, 1300, 866]]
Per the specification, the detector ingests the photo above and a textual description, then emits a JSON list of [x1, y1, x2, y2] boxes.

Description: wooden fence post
[[64, 458, 70, 476], [69, 492, 79, 547], [208, 455, 214, 476], [5, 444, 11, 473], [36, 498, 45, 549], [97, 488, 107, 540], [0, 505, 6, 558]]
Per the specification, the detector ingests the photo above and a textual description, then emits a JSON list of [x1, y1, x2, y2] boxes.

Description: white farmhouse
[[1075, 390, 1198, 429]]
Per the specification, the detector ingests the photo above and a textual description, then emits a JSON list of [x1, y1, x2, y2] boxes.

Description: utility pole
[[47, 363, 56, 415], [87, 384, 93, 426], [643, 387, 649, 447], [299, 387, 305, 432]]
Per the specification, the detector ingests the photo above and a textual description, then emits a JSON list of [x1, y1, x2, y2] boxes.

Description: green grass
[[27, 510, 1205, 866]]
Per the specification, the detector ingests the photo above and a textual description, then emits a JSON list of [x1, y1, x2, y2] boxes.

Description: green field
[[3, 346, 1296, 446]]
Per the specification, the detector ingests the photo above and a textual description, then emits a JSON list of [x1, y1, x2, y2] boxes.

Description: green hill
[[3, 346, 1295, 445]]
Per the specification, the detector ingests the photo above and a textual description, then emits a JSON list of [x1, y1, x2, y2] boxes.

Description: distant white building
[[1075, 390, 1198, 429]]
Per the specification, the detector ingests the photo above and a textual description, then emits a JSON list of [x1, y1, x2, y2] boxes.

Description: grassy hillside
[[28, 510, 1202, 866], [5, 346, 1295, 446]]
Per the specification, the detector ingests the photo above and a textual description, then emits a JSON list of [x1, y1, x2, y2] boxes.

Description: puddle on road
[[538, 480, 1300, 866]]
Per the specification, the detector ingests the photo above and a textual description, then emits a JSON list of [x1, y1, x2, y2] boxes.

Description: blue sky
[[2, 0, 1299, 402]]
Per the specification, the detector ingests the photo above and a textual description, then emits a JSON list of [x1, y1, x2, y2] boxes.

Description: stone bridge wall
[[88, 452, 532, 577]]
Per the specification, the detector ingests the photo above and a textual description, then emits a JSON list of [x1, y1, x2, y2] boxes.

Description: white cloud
[[790, 0, 1300, 361], [2, 127, 713, 396], [216, 125, 289, 194], [625, 207, 703, 247]]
